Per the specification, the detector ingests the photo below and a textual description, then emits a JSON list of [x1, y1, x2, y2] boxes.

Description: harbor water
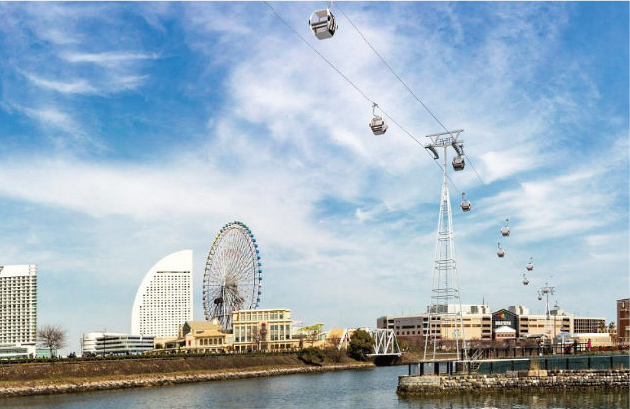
[[1, 366, 627, 409]]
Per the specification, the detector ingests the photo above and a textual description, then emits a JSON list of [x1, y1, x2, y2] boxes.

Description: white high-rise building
[[130, 250, 193, 338], [0, 265, 37, 345]]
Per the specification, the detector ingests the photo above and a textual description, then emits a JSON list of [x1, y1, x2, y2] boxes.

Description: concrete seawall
[[397, 369, 630, 396], [0, 363, 372, 398]]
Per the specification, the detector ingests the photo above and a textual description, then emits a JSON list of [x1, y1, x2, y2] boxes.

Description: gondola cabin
[[497, 243, 505, 258], [452, 155, 465, 171], [369, 116, 388, 135], [309, 9, 337, 39], [460, 199, 471, 212], [526, 258, 534, 271]]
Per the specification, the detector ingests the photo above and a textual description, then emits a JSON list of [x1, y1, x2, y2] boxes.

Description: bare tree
[[37, 325, 67, 358]]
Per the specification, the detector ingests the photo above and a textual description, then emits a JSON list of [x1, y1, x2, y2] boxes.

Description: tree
[[348, 329, 374, 361], [37, 325, 67, 358], [297, 347, 324, 365]]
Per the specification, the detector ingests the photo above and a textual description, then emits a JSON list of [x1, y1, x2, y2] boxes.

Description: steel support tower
[[423, 130, 468, 361]]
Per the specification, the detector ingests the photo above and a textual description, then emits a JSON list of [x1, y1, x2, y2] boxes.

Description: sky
[[0, 1, 628, 354]]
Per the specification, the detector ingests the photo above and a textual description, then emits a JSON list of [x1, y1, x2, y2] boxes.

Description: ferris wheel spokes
[[203, 221, 263, 330]]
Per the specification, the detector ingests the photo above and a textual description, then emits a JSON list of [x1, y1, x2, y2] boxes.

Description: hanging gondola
[[501, 218, 510, 237], [309, 4, 337, 40], [526, 257, 534, 271], [369, 103, 388, 135], [497, 242, 505, 258], [460, 192, 471, 212], [522, 274, 529, 286], [452, 155, 465, 171]]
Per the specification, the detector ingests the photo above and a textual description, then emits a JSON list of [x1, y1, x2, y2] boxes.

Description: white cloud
[[22, 72, 97, 94], [61, 51, 159, 66], [21, 107, 79, 133]]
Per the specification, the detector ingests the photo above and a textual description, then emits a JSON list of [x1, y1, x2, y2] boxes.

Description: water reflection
[[401, 390, 630, 409], [1, 366, 627, 409]]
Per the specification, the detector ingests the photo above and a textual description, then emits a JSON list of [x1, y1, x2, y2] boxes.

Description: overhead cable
[[336, 4, 487, 186], [263, 1, 464, 195]]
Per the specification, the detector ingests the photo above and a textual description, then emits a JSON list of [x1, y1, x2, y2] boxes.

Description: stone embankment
[[397, 369, 630, 396], [0, 363, 371, 398]]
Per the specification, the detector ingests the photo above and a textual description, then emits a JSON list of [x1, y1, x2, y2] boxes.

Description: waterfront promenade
[[398, 354, 630, 395]]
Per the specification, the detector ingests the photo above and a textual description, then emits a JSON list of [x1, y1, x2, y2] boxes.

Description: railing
[[407, 354, 629, 376]]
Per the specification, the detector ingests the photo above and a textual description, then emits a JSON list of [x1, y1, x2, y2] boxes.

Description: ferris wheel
[[202, 221, 262, 330]]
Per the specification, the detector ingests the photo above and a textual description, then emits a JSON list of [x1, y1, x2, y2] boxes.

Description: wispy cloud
[[21, 106, 80, 134], [61, 51, 159, 66], [22, 72, 97, 95]]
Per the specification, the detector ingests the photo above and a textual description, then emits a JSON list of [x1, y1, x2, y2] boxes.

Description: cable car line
[[263, 1, 464, 196], [335, 3, 487, 186]]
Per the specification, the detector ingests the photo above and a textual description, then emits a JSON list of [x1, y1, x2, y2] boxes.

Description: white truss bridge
[[337, 328, 401, 357]]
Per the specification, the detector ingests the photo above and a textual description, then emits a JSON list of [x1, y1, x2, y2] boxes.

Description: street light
[[537, 282, 556, 347]]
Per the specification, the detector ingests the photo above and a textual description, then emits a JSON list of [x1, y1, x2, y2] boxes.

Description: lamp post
[[537, 282, 555, 348]]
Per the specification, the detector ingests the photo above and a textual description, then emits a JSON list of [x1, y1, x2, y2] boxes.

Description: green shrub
[[297, 347, 324, 365]]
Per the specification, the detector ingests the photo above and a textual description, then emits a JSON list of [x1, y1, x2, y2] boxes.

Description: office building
[[130, 250, 193, 338]]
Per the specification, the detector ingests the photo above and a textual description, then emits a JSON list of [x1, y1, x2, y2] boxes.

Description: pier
[[398, 354, 630, 395]]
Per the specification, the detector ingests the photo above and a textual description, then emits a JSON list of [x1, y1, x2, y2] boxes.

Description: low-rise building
[[0, 343, 36, 359], [181, 319, 231, 353], [377, 305, 492, 345], [618, 298, 629, 345], [231, 308, 299, 352], [156, 309, 302, 353], [82, 332, 154, 356], [378, 304, 607, 343]]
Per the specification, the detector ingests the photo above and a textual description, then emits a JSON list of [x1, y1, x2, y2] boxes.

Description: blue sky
[[0, 2, 627, 354]]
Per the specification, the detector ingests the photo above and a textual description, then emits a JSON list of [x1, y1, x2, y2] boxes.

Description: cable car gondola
[[452, 155, 465, 171], [497, 242, 505, 258], [369, 103, 388, 135], [526, 257, 534, 271], [501, 218, 510, 237], [522, 274, 529, 286], [460, 192, 471, 212], [309, 6, 337, 40]]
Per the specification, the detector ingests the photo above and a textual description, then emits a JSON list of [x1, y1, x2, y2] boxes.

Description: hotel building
[[0, 265, 37, 358], [130, 250, 193, 338]]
